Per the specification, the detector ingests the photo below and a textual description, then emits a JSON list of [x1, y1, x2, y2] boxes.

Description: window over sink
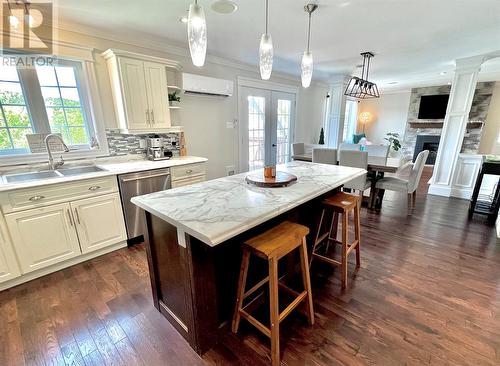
[[0, 59, 97, 157]]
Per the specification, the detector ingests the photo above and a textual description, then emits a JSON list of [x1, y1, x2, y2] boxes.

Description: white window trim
[[0, 58, 108, 167]]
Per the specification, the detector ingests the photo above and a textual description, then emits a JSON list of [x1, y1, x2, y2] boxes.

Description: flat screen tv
[[418, 94, 450, 119]]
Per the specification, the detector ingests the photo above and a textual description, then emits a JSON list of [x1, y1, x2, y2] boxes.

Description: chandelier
[[344, 52, 380, 99]]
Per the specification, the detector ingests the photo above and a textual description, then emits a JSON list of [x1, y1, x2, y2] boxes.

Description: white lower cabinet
[[5, 202, 81, 274], [71, 193, 127, 254], [0, 215, 21, 283], [0, 177, 127, 286]]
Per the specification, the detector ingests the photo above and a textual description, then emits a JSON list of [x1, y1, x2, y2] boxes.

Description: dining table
[[292, 153, 401, 209]]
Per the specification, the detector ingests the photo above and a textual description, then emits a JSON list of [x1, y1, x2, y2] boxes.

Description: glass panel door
[[239, 87, 296, 172]]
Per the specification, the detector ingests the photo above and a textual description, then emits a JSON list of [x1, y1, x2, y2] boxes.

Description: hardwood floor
[[1, 167, 499, 365]]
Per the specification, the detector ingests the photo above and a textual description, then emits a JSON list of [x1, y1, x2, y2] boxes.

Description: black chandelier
[[344, 52, 380, 99]]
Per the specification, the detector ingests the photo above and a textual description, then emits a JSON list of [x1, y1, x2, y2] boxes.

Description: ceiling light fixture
[[211, 0, 238, 14], [179, 16, 188, 23], [344, 52, 380, 99], [187, 0, 207, 67], [259, 0, 273, 80], [301, 4, 318, 88]]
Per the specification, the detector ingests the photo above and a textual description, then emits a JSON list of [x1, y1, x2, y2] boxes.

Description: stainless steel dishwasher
[[118, 168, 171, 244]]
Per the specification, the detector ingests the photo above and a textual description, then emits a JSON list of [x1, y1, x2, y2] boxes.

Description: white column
[[326, 75, 349, 148], [428, 56, 485, 197]]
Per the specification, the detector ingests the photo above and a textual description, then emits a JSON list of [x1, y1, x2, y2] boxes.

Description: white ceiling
[[57, 0, 500, 90]]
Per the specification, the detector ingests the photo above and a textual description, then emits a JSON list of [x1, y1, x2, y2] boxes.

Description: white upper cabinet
[[144, 62, 171, 129], [103, 49, 181, 133]]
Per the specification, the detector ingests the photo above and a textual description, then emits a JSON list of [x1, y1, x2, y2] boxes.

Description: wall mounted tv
[[418, 94, 450, 119]]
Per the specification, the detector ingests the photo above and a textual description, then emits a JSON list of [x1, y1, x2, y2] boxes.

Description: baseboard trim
[[0, 241, 127, 292], [428, 184, 452, 197]]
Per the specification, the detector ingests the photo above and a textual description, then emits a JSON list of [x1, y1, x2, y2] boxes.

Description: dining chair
[[339, 150, 370, 198], [312, 148, 337, 165], [339, 142, 360, 151], [292, 143, 305, 155], [365, 145, 389, 158], [375, 150, 429, 215]]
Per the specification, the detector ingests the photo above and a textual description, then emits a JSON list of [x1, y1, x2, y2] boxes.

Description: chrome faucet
[[45, 134, 70, 170]]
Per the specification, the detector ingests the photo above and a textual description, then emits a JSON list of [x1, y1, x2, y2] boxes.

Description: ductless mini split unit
[[182, 72, 234, 97]]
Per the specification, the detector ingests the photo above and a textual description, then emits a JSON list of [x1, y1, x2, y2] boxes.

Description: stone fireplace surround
[[402, 82, 495, 162]]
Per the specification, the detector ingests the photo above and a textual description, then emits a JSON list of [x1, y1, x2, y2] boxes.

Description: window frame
[[0, 58, 108, 166]]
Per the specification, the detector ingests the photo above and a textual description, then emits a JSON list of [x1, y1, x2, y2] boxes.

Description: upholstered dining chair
[[375, 150, 429, 215], [339, 142, 360, 151], [312, 148, 337, 165], [292, 143, 305, 155], [338, 150, 370, 198]]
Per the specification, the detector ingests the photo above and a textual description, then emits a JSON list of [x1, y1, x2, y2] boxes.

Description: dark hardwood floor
[[1, 167, 499, 365]]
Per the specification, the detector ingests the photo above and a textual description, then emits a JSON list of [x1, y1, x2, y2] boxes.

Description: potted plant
[[168, 91, 181, 106], [384, 132, 401, 157], [318, 127, 325, 145]]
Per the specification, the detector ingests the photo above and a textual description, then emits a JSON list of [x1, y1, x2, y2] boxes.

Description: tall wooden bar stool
[[310, 192, 361, 289], [232, 221, 315, 366]]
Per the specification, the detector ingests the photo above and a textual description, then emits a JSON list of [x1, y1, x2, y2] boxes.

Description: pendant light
[[259, 0, 273, 80], [188, 0, 207, 67], [301, 4, 318, 88], [344, 52, 380, 99]]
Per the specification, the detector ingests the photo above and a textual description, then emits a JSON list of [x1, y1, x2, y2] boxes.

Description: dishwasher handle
[[119, 172, 170, 183]]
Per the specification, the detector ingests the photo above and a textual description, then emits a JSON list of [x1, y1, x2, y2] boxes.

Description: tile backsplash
[[106, 129, 180, 157]]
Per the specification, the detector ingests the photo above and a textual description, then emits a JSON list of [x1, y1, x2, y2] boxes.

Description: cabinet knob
[[186, 169, 193, 174], [28, 195, 45, 202], [88, 185, 101, 191]]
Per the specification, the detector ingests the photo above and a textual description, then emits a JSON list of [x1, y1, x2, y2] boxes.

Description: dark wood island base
[[142, 191, 336, 355]]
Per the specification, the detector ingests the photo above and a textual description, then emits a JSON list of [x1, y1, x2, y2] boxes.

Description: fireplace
[[413, 135, 440, 165]]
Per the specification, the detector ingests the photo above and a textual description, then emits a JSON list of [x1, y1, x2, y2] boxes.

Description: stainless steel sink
[[58, 166, 106, 176], [4, 170, 61, 183], [3, 165, 107, 183]]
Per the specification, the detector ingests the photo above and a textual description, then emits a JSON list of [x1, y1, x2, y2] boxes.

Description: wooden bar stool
[[232, 221, 314, 366], [310, 192, 361, 289]]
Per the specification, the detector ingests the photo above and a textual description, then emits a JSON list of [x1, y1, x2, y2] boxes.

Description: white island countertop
[[131, 161, 366, 247]]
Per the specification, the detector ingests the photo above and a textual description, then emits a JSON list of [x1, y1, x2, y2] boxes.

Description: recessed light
[[339, 2, 351, 7], [211, 0, 238, 14], [447, 82, 452, 85], [179, 16, 188, 23], [440, 71, 447, 76], [387, 81, 398, 85]]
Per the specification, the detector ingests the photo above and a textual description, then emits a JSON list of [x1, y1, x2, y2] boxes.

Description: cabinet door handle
[[74, 208, 81, 225], [151, 109, 155, 124], [67, 209, 74, 226], [146, 109, 150, 125], [29, 195, 45, 202], [88, 185, 101, 191], [185, 169, 193, 174]]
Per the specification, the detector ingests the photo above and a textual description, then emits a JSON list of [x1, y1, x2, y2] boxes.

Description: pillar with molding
[[325, 75, 350, 148], [428, 56, 486, 197]]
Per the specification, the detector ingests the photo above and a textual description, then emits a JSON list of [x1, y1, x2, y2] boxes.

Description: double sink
[[3, 165, 107, 183]]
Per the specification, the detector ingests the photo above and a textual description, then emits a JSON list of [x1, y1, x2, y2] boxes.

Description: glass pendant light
[[188, 0, 207, 67], [301, 4, 318, 88], [259, 0, 273, 80]]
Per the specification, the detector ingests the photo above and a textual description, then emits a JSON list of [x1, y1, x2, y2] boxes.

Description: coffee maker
[[146, 137, 168, 161]]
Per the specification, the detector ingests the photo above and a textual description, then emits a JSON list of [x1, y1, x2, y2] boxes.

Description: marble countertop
[[0, 156, 207, 192], [132, 161, 366, 247]]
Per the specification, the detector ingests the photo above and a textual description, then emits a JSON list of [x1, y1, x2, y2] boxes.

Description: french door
[[239, 86, 296, 172]]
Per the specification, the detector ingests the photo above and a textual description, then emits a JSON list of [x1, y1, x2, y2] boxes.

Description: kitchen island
[[131, 161, 365, 354]]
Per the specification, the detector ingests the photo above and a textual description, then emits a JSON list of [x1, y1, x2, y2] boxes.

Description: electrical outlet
[[226, 165, 236, 176]]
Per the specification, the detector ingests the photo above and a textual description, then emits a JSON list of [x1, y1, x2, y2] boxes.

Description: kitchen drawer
[[171, 174, 206, 188], [0, 176, 118, 214], [171, 163, 206, 181]]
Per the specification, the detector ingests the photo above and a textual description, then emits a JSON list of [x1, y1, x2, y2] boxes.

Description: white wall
[[357, 91, 411, 144], [479, 81, 500, 154], [295, 85, 329, 145], [55, 28, 325, 179]]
